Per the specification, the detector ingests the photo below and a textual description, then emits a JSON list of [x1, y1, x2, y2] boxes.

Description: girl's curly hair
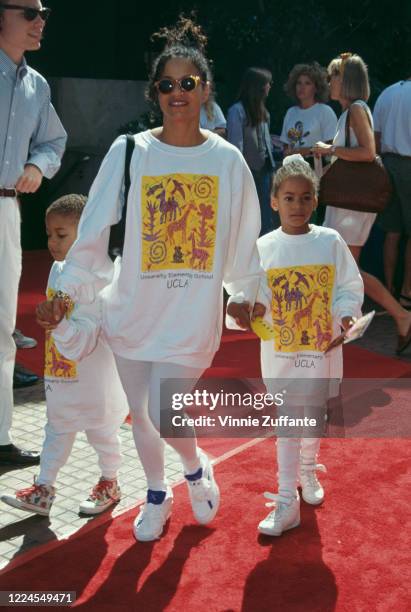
[[147, 15, 213, 110], [284, 62, 329, 104], [272, 155, 319, 197]]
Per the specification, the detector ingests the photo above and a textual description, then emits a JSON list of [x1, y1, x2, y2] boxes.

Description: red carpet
[[1, 437, 410, 611], [16, 250, 52, 376], [6, 251, 411, 609]]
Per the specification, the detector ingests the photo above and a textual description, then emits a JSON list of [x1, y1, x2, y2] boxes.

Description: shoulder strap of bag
[[345, 102, 373, 149], [345, 108, 351, 148], [107, 134, 135, 260], [122, 133, 135, 221]]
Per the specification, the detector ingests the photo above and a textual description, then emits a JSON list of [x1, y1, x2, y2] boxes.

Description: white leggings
[[276, 403, 326, 499], [37, 420, 122, 486], [114, 357, 204, 491]]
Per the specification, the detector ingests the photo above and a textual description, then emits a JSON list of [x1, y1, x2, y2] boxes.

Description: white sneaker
[[258, 492, 300, 536], [79, 477, 121, 515], [1, 479, 55, 516], [133, 487, 173, 542], [185, 450, 220, 525], [300, 464, 326, 505]]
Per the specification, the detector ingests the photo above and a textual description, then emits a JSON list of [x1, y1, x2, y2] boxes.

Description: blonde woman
[[200, 95, 226, 137], [313, 53, 411, 353]]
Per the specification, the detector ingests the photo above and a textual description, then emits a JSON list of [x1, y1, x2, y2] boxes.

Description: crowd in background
[[201, 56, 411, 349]]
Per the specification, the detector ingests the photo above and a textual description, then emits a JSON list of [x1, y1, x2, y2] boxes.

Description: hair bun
[[152, 14, 208, 53], [283, 153, 310, 168]]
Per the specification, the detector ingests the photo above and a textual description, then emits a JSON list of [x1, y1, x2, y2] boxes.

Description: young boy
[[1, 195, 128, 516]]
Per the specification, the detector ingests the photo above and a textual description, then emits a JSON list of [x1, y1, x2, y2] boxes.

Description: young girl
[[252, 155, 363, 536], [1, 195, 128, 516], [40, 17, 262, 541]]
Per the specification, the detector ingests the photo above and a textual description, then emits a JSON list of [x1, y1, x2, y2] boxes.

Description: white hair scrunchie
[[282, 153, 311, 168]]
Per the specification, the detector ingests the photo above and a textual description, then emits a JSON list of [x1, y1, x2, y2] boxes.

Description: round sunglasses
[[0, 4, 51, 21], [155, 75, 205, 95]]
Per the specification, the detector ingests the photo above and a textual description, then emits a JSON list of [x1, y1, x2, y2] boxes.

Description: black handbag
[[318, 108, 392, 213], [108, 134, 135, 260]]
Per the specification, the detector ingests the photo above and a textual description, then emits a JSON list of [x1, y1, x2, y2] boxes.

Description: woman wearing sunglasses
[[313, 53, 411, 353], [45, 16, 262, 541]]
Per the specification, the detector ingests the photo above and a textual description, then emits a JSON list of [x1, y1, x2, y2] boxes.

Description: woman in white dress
[[313, 53, 411, 353]]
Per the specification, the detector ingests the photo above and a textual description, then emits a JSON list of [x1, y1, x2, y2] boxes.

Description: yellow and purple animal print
[[267, 265, 335, 352], [44, 289, 77, 379], [141, 174, 218, 272]]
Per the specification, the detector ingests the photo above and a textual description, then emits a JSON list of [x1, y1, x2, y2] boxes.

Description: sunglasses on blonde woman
[[155, 75, 204, 94], [0, 4, 51, 21]]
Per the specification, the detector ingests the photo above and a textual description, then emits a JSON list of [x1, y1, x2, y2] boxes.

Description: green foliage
[[41, 1, 410, 134], [117, 111, 161, 135], [164, 0, 411, 131]]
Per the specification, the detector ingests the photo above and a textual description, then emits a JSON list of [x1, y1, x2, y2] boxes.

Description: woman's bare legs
[[349, 245, 411, 336]]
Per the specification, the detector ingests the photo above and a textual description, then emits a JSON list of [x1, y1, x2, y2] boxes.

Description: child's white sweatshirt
[[56, 130, 263, 368], [45, 261, 128, 433], [256, 225, 363, 382]]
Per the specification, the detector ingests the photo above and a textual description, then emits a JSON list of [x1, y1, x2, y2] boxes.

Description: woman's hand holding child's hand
[[36, 299, 66, 330], [227, 301, 253, 330]]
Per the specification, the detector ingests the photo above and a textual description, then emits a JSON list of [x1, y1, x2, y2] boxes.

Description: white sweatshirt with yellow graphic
[[45, 261, 128, 433], [56, 130, 263, 368], [256, 225, 364, 382]]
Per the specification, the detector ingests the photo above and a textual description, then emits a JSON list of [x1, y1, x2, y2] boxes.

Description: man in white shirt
[[374, 78, 411, 306], [0, 0, 67, 466]]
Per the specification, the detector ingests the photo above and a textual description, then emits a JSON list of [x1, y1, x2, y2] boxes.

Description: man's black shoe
[[0, 444, 40, 466], [13, 365, 39, 389]]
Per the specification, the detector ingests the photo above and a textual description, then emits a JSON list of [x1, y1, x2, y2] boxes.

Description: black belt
[[0, 188, 17, 197]]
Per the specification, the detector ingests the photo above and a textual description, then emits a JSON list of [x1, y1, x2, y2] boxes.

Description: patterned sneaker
[[1, 479, 55, 516], [13, 329, 37, 349], [79, 477, 121, 515], [185, 450, 220, 525], [258, 492, 300, 536], [300, 464, 326, 505], [133, 487, 173, 541]]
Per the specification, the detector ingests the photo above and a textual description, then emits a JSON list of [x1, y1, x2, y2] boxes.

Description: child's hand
[[341, 316, 356, 331], [52, 298, 67, 323], [36, 299, 66, 329], [251, 302, 266, 321], [36, 300, 59, 330], [226, 301, 252, 330]]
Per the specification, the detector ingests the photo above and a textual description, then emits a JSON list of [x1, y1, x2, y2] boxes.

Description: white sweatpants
[[0, 198, 21, 445], [37, 420, 122, 486], [276, 403, 326, 499], [114, 357, 204, 491]]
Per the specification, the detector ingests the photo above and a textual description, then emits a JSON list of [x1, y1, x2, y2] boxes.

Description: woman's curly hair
[[284, 62, 329, 104], [147, 15, 213, 110]]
